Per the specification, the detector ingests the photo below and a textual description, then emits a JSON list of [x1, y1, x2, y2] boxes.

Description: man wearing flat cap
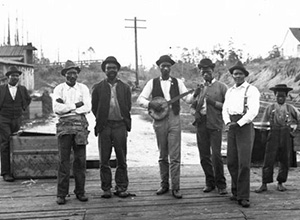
[[137, 55, 196, 199], [222, 60, 260, 207], [53, 60, 91, 205], [92, 56, 132, 199], [190, 58, 228, 195], [255, 84, 300, 194], [0, 66, 31, 182]]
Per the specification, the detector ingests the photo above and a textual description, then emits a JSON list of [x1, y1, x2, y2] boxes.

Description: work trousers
[[227, 116, 254, 201], [0, 115, 21, 176], [57, 134, 86, 197], [262, 126, 291, 184], [98, 120, 128, 192], [196, 116, 226, 189], [153, 111, 181, 190]]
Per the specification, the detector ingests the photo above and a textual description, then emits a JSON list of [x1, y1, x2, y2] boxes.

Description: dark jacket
[[91, 79, 132, 134], [0, 84, 31, 111]]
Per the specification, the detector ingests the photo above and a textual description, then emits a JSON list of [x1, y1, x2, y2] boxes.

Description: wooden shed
[[0, 58, 34, 90]]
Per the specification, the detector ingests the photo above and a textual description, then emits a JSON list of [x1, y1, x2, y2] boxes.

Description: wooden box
[[10, 131, 59, 179]]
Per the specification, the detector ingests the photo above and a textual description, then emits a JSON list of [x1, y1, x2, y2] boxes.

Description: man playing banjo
[[137, 55, 198, 199]]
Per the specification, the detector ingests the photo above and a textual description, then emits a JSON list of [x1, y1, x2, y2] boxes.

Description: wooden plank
[[0, 165, 300, 220]]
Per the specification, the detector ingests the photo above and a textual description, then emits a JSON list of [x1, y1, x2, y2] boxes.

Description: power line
[[125, 17, 146, 88]]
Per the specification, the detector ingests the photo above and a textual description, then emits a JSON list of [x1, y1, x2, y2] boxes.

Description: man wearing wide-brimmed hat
[[222, 60, 260, 207], [0, 66, 31, 182], [92, 56, 132, 199], [53, 60, 91, 205], [255, 84, 300, 194], [137, 55, 197, 199], [190, 58, 228, 195]]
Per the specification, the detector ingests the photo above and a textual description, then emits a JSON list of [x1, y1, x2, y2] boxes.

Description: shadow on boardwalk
[[0, 164, 300, 220]]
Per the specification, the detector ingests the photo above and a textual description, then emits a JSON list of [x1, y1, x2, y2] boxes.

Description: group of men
[[0, 54, 299, 209]]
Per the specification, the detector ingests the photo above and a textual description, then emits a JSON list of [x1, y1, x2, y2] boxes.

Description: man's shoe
[[218, 188, 228, 195], [76, 194, 88, 202], [101, 190, 112, 198], [56, 197, 66, 205], [277, 183, 287, 192], [255, 185, 267, 193], [203, 186, 215, 193], [172, 190, 183, 199], [156, 187, 169, 195], [238, 199, 250, 208], [3, 174, 14, 182]]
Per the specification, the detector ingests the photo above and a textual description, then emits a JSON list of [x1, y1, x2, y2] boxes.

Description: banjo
[[148, 89, 195, 120]]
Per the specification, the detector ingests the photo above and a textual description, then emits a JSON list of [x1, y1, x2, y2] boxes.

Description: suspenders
[[242, 85, 250, 115]]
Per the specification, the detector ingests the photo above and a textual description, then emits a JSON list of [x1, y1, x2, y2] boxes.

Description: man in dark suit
[[92, 56, 132, 198], [0, 66, 31, 182]]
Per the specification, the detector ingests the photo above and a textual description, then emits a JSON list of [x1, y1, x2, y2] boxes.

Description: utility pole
[[125, 17, 146, 88]]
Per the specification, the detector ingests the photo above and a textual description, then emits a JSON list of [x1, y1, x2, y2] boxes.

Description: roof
[[0, 58, 33, 67], [290, 28, 300, 42], [0, 43, 37, 57]]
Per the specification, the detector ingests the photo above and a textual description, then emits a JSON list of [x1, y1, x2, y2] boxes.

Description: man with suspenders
[[222, 61, 260, 208]]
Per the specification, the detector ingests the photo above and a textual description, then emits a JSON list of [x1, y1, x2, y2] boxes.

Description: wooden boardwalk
[[1, 164, 300, 220]]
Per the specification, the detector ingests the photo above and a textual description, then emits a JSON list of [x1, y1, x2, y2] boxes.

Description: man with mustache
[[222, 61, 260, 208], [0, 66, 31, 182], [92, 56, 132, 198], [53, 60, 91, 205]]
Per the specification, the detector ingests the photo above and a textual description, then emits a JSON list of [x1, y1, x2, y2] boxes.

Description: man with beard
[[222, 61, 260, 208], [190, 58, 228, 195], [0, 66, 31, 182], [137, 55, 196, 199], [92, 56, 132, 198], [53, 60, 91, 205], [255, 84, 300, 193]]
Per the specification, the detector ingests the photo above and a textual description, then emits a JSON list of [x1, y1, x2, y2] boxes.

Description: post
[[125, 17, 146, 88], [134, 17, 139, 88]]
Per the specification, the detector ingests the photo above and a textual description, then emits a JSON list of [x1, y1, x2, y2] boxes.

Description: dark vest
[[152, 77, 180, 115], [0, 87, 23, 119]]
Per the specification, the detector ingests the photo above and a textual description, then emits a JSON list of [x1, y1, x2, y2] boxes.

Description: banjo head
[[148, 97, 169, 120]]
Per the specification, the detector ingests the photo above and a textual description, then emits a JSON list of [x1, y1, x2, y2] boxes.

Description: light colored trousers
[[153, 111, 181, 190]]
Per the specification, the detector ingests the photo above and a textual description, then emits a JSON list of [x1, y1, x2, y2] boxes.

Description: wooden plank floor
[[1, 164, 300, 220]]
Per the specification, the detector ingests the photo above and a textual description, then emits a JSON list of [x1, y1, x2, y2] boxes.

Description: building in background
[[281, 28, 300, 58], [0, 43, 36, 90]]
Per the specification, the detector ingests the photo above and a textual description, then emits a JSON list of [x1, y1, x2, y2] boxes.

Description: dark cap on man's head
[[269, 84, 293, 94], [61, 60, 81, 76], [156, 55, 175, 66], [6, 66, 22, 77], [229, 61, 249, 77], [101, 56, 121, 72], [198, 58, 215, 69]]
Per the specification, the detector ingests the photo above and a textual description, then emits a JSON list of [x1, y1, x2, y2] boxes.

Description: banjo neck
[[167, 89, 195, 105]]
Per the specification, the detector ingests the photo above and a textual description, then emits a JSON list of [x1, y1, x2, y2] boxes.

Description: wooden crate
[[10, 132, 59, 179]]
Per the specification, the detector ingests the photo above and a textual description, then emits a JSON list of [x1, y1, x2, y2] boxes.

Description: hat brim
[[61, 66, 81, 76], [269, 87, 293, 92], [5, 70, 22, 77], [156, 59, 175, 66], [101, 61, 121, 72], [229, 66, 249, 76]]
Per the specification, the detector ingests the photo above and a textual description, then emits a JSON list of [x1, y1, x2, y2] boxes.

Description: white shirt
[[8, 84, 18, 100], [137, 77, 194, 108], [222, 81, 260, 127], [53, 82, 91, 117]]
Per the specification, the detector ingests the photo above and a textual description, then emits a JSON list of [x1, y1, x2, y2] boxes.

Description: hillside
[[219, 57, 300, 94]]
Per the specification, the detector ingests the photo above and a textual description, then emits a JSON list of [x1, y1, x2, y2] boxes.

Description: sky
[[0, 0, 299, 69]]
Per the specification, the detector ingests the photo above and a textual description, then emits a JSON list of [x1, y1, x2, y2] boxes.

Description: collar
[[233, 81, 248, 89], [65, 82, 79, 90], [160, 77, 172, 82], [8, 84, 18, 88], [205, 78, 216, 86]]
